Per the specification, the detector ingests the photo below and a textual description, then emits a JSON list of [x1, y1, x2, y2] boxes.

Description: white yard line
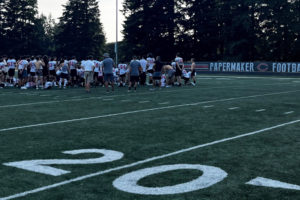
[[256, 109, 266, 112], [103, 99, 114, 101], [284, 111, 295, 115], [228, 107, 240, 110], [1, 90, 299, 133], [0, 83, 295, 109], [1, 119, 300, 200]]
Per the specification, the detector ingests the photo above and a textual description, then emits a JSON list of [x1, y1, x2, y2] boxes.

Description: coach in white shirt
[[82, 55, 95, 93]]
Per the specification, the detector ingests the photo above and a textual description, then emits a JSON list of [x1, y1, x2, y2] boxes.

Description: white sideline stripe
[[2, 119, 300, 200], [284, 111, 294, 115], [0, 90, 300, 133], [0, 83, 295, 109], [228, 107, 239, 110], [256, 109, 266, 112]]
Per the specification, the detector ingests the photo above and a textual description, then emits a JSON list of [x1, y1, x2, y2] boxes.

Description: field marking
[[256, 109, 266, 112], [103, 99, 114, 101], [203, 105, 215, 108], [121, 100, 131, 102], [284, 111, 294, 115], [2, 119, 300, 200], [246, 177, 300, 191], [0, 83, 295, 109], [228, 107, 240, 110], [1, 90, 300, 133]]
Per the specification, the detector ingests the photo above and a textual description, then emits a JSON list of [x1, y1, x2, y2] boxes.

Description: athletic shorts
[[36, 69, 43, 77], [71, 69, 77, 77], [22, 70, 28, 78], [18, 71, 23, 79], [50, 70, 56, 76], [43, 69, 48, 77], [30, 72, 36, 77], [104, 73, 114, 82], [84, 71, 93, 83], [8, 68, 15, 77], [93, 72, 98, 79], [175, 69, 182, 77], [168, 69, 175, 78], [61, 73, 69, 79], [120, 74, 126, 78], [130, 76, 139, 83], [191, 70, 196, 77], [153, 72, 162, 80], [147, 69, 154, 74]]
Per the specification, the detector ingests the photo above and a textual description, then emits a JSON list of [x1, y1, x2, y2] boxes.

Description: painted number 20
[[3, 149, 124, 176], [3, 149, 228, 195]]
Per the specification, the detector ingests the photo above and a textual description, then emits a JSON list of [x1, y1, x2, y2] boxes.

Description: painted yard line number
[[3, 149, 299, 196]]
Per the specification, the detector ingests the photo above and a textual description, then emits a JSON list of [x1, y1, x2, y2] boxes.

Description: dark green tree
[[123, 0, 182, 61], [3, 0, 43, 55], [55, 0, 106, 59], [0, 0, 7, 55]]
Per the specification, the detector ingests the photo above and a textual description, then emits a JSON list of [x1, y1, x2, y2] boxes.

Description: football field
[[0, 75, 300, 200]]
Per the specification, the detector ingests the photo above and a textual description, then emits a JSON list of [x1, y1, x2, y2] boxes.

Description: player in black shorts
[[152, 56, 163, 89], [191, 58, 196, 86]]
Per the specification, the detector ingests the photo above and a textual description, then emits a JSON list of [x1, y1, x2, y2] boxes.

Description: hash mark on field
[[284, 111, 294, 115], [256, 109, 266, 112], [121, 100, 131, 102], [228, 107, 239, 110], [158, 102, 170, 105], [203, 105, 214, 108], [139, 101, 150, 104]]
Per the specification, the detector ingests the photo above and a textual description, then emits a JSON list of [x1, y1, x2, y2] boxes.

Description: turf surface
[[0, 75, 299, 200]]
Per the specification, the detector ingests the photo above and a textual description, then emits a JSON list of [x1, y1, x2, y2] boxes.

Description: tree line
[[0, 0, 105, 59], [0, 0, 299, 61]]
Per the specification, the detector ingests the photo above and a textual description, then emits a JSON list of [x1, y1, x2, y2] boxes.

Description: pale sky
[[37, 0, 125, 43]]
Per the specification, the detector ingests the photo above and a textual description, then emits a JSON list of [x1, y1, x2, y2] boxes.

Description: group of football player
[[0, 53, 197, 92]]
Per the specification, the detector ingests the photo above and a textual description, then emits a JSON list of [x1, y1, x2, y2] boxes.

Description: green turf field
[[0, 75, 300, 200]]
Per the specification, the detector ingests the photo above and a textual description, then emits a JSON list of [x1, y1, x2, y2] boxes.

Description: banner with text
[[185, 62, 300, 74]]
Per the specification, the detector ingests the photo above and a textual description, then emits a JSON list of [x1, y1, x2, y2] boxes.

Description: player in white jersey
[[118, 63, 127, 87], [35, 56, 45, 89], [175, 53, 184, 86], [7, 56, 16, 84], [182, 69, 191, 85], [139, 56, 147, 85], [59, 58, 70, 89], [17, 56, 29, 87], [48, 57, 57, 86], [69, 56, 78, 87], [146, 53, 155, 85], [97, 61, 104, 86], [29, 57, 37, 82], [93, 60, 101, 87]]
